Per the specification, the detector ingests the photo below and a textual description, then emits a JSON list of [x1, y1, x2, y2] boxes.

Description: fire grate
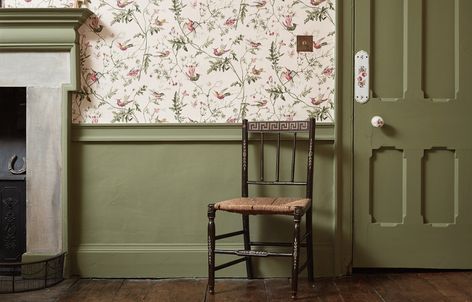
[[0, 252, 65, 293]]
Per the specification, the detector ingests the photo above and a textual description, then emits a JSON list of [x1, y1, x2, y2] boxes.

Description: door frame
[[334, 0, 355, 276]]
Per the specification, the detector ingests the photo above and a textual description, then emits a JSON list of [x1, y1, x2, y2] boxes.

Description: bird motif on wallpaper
[[214, 89, 231, 100], [156, 50, 170, 58], [255, 99, 268, 107], [117, 0, 133, 8], [281, 68, 295, 82], [86, 71, 99, 85], [116, 96, 132, 107], [127, 69, 140, 77], [248, 41, 262, 49], [251, 0, 267, 8], [313, 38, 328, 49], [213, 47, 229, 57], [185, 19, 198, 33], [151, 91, 165, 101], [117, 41, 133, 51], [251, 66, 263, 76], [311, 0, 326, 6], [310, 94, 328, 105], [282, 14, 297, 31], [322, 66, 334, 77], [89, 16, 103, 33], [186, 65, 200, 81], [224, 18, 237, 27], [154, 18, 166, 27]]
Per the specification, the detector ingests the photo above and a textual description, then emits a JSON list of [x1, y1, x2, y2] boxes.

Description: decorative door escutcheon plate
[[354, 50, 369, 103]]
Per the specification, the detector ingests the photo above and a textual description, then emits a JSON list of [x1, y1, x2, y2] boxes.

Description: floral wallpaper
[[5, 0, 335, 124]]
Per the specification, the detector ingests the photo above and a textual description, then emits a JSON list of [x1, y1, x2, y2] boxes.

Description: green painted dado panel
[[69, 125, 335, 277]]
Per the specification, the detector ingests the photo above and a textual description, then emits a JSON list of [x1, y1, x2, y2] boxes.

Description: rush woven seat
[[207, 119, 316, 299], [215, 197, 310, 215]]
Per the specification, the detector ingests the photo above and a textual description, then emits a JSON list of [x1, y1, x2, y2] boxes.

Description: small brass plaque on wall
[[296, 35, 313, 52]]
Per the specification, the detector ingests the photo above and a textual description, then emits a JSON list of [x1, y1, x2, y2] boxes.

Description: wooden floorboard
[[146, 279, 207, 302], [58, 279, 124, 302], [334, 275, 383, 302], [387, 273, 448, 302], [206, 279, 267, 302], [0, 272, 471, 301], [112, 280, 153, 302], [419, 272, 472, 301], [363, 274, 413, 302], [441, 272, 472, 299]]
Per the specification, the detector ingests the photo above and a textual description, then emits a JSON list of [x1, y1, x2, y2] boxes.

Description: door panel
[[423, 0, 455, 99], [371, 148, 403, 224], [353, 0, 472, 268], [371, 0, 404, 98], [422, 148, 455, 224]]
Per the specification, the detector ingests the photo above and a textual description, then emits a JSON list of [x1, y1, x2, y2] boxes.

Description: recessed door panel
[[422, 149, 455, 224], [423, 0, 455, 99], [371, 148, 403, 224], [372, 0, 404, 99]]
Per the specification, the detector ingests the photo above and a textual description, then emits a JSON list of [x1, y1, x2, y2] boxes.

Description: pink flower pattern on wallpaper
[[6, 0, 335, 124]]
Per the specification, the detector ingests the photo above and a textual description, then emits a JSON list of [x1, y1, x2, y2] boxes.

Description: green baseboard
[[70, 243, 334, 278]]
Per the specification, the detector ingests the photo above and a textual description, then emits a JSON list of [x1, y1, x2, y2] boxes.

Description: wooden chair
[[207, 119, 315, 299]]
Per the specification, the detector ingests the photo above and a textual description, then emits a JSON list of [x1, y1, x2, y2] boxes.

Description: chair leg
[[242, 214, 254, 279], [306, 207, 315, 283], [207, 204, 216, 294], [291, 207, 302, 299]]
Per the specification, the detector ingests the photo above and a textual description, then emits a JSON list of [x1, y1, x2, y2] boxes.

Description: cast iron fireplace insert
[[0, 87, 27, 266]]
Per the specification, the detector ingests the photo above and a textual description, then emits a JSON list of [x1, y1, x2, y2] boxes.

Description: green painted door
[[353, 0, 472, 268]]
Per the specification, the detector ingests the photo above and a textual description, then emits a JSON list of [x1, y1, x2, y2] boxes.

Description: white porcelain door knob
[[371, 116, 384, 128]]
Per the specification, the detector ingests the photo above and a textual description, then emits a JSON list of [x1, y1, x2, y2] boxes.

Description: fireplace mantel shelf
[[0, 8, 92, 27], [0, 8, 93, 52]]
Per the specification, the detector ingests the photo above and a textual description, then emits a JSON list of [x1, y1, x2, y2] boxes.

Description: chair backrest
[[241, 119, 316, 200]]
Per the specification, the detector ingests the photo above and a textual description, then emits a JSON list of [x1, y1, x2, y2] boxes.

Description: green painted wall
[[68, 125, 336, 277], [0, 8, 345, 278]]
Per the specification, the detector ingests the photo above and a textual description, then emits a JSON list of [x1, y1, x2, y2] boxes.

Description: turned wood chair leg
[[291, 207, 302, 299], [306, 208, 315, 283], [242, 214, 254, 279], [207, 204, 216, 294]]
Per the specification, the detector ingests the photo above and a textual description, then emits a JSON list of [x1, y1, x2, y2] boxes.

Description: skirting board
[[70, 243, 334, 278]]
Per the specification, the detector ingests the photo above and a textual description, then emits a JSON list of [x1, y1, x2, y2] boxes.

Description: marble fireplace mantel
[[0, 8, 92, 265]]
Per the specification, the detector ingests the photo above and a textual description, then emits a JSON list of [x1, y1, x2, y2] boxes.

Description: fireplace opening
[[0, 87, 26, 265]]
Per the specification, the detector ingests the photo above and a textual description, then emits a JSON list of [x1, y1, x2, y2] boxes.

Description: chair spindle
[[291, 132, 297, 182], [276, 133, 281, 181], [260, 133, 264, 181]]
